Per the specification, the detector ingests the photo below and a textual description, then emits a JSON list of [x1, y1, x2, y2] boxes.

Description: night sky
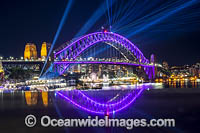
[[0, 0, 200, 66]]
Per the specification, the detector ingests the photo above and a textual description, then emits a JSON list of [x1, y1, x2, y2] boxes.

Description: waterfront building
[[163, 61, 169, 70], [0, 61, 4, 81]]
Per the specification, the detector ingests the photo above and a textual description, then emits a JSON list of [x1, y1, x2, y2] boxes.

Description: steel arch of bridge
[[54, 32, 152, 76]]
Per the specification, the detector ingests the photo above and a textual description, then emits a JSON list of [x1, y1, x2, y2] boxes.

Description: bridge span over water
[[49, 31, 155, 79]]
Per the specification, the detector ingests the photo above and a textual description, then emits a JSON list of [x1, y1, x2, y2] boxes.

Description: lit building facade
[[41, 42, 47, 59], [40, 42, 52, 61], [0, 61, 4, 81], [0, 61, 3, 73], [163, 61, 169, 70], [24, 43, 37, 60]]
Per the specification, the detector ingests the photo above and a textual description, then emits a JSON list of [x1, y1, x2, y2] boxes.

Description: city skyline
[[0, 0, 200, 66]]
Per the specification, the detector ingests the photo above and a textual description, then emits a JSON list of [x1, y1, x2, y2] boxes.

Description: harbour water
[[0, 82, 200, 133]]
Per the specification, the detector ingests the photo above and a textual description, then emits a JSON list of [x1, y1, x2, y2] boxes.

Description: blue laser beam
[[106, 0, 111, 26], [126, 0, 198, 37], [74, 0, 116, 38], [112, 0, 172, 32], [114, 0, 198, 38], [40, 0, 73, 77]]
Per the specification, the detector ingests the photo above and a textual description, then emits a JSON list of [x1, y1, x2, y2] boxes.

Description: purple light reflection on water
[[74, 89, 132, 107], [57, 87, 146, 115]]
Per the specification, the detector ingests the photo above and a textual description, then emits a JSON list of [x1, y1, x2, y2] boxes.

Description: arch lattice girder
[[54, 32, 148, 63]]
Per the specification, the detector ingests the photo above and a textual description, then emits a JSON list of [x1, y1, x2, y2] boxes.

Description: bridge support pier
[[144, 66, 155, 81], [54, 63, 70, 75]]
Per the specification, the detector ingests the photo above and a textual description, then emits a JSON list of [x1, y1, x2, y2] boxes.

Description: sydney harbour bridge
[[42, 31, 155, 81]]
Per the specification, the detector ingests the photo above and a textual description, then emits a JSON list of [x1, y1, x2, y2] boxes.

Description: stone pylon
[[0, 61, 4, 81], [0, 61, 3, 73]]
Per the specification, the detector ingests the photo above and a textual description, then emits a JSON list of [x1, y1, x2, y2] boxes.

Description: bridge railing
[[54, 58, 152, 66]]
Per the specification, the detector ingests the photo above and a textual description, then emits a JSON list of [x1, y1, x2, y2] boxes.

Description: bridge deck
[[54, 61, 153, 67]]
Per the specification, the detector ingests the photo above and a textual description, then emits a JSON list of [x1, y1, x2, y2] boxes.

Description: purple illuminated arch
[[52, 32, 154, 115], [54, 32, 150, 74]]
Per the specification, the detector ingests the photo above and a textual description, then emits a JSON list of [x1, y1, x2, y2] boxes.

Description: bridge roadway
[[1, 60, 44, 70], [1, 60, 44, 63], [54, 61, 154, 67]]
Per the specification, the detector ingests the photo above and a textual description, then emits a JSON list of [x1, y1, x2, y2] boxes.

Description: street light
[[9, 56, 14, 60]]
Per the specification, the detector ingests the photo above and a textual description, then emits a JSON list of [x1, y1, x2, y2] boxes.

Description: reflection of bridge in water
[[57, 84, 150, 115], [39, 31, 157, 114]]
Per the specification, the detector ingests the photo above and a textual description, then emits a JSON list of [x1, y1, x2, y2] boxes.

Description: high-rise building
[[24, 43, 37, 60], [163, 61, 169, 70], [150, 54, 157, 79], [0, 61, 3, 73], [150, 54, 155, 64], [0, 61, 4, 81]]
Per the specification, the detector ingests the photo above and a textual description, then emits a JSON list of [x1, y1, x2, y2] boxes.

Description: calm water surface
[[0, 82, 200, 133]]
